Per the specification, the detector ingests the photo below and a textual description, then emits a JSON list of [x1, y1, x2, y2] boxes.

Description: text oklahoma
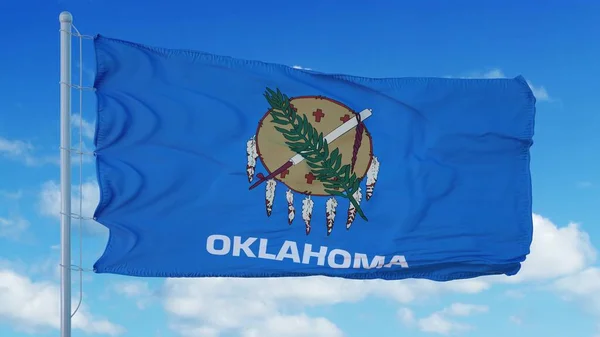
[[206, 234, 408, 269]]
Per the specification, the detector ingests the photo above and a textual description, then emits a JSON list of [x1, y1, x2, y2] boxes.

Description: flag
[[92, 35, 535, 281]]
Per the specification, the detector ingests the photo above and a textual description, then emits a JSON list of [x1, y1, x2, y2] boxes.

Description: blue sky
[[1, 0, 599, 336]]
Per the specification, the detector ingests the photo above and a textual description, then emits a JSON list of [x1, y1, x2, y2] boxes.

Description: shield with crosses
[[246, 88, 380, 236]]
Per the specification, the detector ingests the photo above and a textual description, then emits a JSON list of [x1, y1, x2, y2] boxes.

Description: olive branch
[[264, 87, 368, 221]]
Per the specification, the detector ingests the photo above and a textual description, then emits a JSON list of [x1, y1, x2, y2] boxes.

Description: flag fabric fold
[[92, 34, 535, 281]]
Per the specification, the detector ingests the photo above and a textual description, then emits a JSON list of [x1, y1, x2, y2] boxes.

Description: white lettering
[[328, 249, 351, 268], [353, 253, 385, 269], [384, 255, 409, 268], [205, 234, 409, 269], [302, 243, 328, 266], [206, 234, 230, 255], [276, 240, 300, 262], [258, 238, 276, 260], [232, 236, 257, 257]]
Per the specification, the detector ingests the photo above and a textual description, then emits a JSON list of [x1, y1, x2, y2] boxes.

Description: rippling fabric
[[92, 34, 536, 281]]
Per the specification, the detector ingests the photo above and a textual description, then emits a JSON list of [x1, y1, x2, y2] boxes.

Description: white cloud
[[400, 303, 488, 335], [0, 120, 94, 167], [0, 215, 29, 239], [397, 307, 416, 326], [0, 190, 29, 240], [0, 136, 57, 166], [163, 277, 337, 336], [500, 214, 596, 283], [241, 315, 343, 337], [509, 315, 523, 325], [440, 303, 488, 316], [27, 256, 62, 281], [76, 61, 97, 85], [527, 82, 550, 101], [0, 137, 33, 159], [473, 69, 505, 79], [478, 213, 595, 285], [510, 215, 600, 321], [38, 180, 106, 235], [552, 267, 600, 316], [63, 115, 96, 164], [162, 275, 489, 337], [71, 114, 95, 140], [452, 68, 552, 102], [0, 267, 124, 335], [113, 281, 151, 297], [111, 281, 154, 309], [3, 252, 64, 283], [418, 312, 473, 335], [504, 289, 525, 299], [168, 324, 220, 337]]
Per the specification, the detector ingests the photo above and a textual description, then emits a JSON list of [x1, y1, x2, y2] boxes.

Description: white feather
[[265, 179, 277, 216], [366, 156, 380, 186], [286, 189, 295, 224]]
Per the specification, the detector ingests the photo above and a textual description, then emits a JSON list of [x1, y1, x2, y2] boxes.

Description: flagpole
[[59, 11, 73, 337]]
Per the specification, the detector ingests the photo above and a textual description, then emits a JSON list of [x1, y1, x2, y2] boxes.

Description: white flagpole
[[59, 11, 73, 337]]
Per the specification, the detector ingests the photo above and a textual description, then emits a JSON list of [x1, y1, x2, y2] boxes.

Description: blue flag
[[92, 35, 535, 281]]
